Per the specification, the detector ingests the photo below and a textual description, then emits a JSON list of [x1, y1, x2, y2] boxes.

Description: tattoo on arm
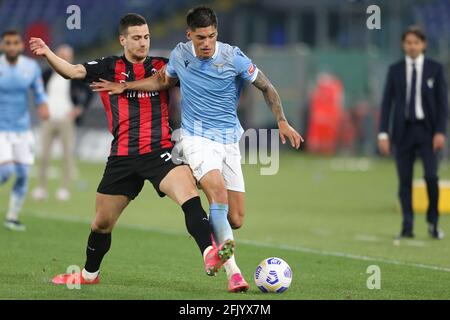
[[252, 71, 286, 122]]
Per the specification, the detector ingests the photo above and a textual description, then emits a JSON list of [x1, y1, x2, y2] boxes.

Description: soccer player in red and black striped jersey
[[29, 13, 234, 285]]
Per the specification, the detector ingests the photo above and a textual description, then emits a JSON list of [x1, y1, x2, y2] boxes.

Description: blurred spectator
[[32, 44, 92, 201], [306, 72, 344, 155]]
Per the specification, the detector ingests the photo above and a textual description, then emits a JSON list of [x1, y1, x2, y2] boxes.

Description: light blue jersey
[[0, 55, 47, 132], [166, 41, 258, 144]]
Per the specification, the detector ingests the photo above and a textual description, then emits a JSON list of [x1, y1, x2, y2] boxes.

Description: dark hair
[[119, 13, 147, 35], [2, 29, 21, 39], [402, 26, 426, 42], [186, 6, 218, 30]]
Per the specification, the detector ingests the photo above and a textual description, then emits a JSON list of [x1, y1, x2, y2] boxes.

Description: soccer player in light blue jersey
[[0, 30, 49, 231], [92, 6, 303, 292]]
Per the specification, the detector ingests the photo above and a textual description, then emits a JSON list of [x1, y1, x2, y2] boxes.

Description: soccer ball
[[254, 257, 293, 293]]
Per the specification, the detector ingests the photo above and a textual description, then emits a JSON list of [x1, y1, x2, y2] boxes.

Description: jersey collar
[[0, 54, 22, 66], [191, 42, 219, 60], [121, 54, 149, 65]]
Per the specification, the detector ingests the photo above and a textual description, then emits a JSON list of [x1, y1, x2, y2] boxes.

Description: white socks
[[203, 246, 213, 260], [82, 268, 99, 281], [224, 255, 241, 279], [6, 193, 24, 221]]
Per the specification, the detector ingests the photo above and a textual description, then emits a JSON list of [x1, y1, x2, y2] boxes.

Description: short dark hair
[[119, 13, 147, 35], [2, 29, 21, 39], [402, 26, 426, 42], [186, 6, 218, 30]]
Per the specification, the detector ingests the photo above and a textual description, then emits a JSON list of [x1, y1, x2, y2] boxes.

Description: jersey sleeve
[[233, 47, 258, 83], [31, 62, 48, 105], [82, 57, 111, 83], [165, 48, 179, 79]]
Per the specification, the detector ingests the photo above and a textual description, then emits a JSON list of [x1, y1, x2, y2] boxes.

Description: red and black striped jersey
[[83, 55, 173, 156]]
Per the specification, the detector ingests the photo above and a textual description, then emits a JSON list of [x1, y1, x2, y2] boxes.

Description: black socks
[[181, 196, 213, 254], [84, 230, 112, 273], [83, 196, 211, 273]]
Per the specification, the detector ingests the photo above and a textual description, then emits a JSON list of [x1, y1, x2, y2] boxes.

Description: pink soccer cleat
[[228, 273, 250, 293], [204, 239, 235, 276], [52, 272, 99, 285]]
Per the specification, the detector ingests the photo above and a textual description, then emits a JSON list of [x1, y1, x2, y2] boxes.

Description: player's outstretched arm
[[252, 70, 304, 149], [29, 37, 86, 80], [90, 67, 177, 95]]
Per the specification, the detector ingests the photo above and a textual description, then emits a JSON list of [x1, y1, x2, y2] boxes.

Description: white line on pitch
[[354, 234, 380, 242], [237, 239, 449, 272], [30, 211, 450, 273], [403, 240, 426, 247]]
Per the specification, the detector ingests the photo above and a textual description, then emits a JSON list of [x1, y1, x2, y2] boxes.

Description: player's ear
[[119, 35, 126, 47], [186, 29, 191, 40]]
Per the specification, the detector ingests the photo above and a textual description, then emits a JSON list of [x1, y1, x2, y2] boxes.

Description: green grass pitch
[[1, 153, 450, 299]]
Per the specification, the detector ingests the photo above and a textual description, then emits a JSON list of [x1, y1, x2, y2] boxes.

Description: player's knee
[[91, 214, 115, 233], [230, 220, 243, 229], [208, 184, 228, 204], [201, 172, 228, 203], [91, 220, 114, 233], [229, 214, 244, 229], [0, 163, 14, 184]]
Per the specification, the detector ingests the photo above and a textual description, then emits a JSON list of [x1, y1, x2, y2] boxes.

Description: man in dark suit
[[378, 27, 448, 240]]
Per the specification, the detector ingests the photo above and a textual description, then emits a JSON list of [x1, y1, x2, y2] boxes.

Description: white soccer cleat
[[4, 220, 26, 231], [56, 188, 71, 201], [32, 187, 48, 201]]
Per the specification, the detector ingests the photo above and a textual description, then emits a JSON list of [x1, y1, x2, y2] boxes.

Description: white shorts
[[177, 135, 245, 192], [0, 131, 35, 165]]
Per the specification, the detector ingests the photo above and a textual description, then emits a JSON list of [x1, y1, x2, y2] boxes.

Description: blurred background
[[1, 0, 449, 160]]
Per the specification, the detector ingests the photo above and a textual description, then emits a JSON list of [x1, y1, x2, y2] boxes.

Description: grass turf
[[1, 152, 450, 299]]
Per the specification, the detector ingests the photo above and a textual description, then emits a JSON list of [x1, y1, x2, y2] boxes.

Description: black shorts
[[97, 148, 180, 200]]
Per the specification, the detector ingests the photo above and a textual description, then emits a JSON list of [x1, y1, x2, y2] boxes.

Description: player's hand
[[158, 65, 167, 78], [90, 78, 125, 95], [278, 120, 304, 149], [433, 133, 446, 152], [37, 104, 49, 120], [29, 37, 49, 56], [378, 137, 390, 156]]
